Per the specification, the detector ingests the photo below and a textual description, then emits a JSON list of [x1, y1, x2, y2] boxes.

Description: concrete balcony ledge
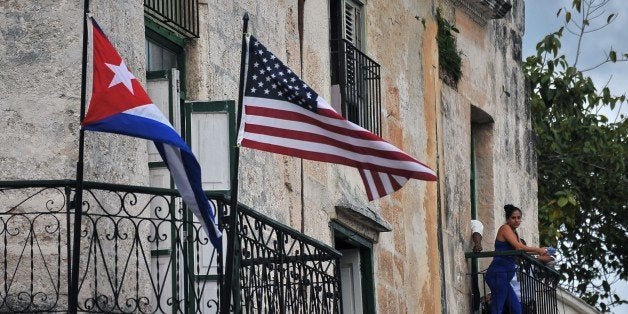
[[449, 0, 513, 25], [556, 288, 601, 314]]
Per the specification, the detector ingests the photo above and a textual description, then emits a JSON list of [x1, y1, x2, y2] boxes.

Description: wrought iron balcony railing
[[144, 0, 199, 38], [330, 38, 382, 136], [234, 203, 341, 313], [0, 180, 340, 313], [466, 250, 561, 314]]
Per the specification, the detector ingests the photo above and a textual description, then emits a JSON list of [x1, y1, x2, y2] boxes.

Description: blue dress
[[485, 240, 521, 314]]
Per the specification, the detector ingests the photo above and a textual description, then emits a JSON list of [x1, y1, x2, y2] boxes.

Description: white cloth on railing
[[471, 219, 484, 235]]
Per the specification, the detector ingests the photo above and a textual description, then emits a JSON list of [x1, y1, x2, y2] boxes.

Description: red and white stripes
[[238, 96, 437, 200]]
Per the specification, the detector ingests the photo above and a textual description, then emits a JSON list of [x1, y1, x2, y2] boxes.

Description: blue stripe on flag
[[83, 113, 188, 149], [156, 143, 222, 250], [85, 112, 222, 250]]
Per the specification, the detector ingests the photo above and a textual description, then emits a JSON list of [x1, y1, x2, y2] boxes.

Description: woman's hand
[[538, 247, 548, 255], [537, 254, 556, 264]]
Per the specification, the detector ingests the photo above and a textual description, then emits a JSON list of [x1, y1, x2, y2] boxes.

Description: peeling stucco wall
[[187, 0, 443, 312], [0, 0, 149, 184], [1, 0, 151, 310], [437, 0, 538, 312], [368, 1, 442, 312]]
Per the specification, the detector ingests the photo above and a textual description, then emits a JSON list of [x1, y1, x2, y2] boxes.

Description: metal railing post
[[465, 250, 560, 314]]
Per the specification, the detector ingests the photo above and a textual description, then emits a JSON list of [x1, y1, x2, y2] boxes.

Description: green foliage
[[436, 9, 462, 87], [524, 1, 627, 312]]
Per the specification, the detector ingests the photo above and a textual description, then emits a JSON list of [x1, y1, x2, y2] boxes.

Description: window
[[145, 31, 184, 187], [146, 37, 178, 72], [332, 222, 376, 314], [469, 106, 495, 312], [330, 0, 382, 135], [469, 106, 494, 228], [144, 23, 234, 312], [338, 0, 363, 48], [144, 30, 186, 312], [145, 25, 235, 194], [145, 27, 184, 187]]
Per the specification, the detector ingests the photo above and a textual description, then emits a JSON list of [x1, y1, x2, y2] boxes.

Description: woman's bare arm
[[498, 225, 546, 255]]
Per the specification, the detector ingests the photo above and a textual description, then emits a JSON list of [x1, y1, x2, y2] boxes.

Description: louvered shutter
[[343, 0, 362, 48]]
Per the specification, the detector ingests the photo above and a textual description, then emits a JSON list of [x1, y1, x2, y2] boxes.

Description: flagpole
[[221, 12, 248, 314], [297, 0, 305, 233], [298, 0, 306, 233], [69, 1, 90, 313]]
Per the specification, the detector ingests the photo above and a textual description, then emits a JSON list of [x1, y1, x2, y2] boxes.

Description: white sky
[[524, 0, 628, 121], [523, 1, 627, 312]]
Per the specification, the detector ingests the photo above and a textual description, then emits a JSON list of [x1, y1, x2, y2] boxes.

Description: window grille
[[331, 39, 382, 135], [330, 0, 382, 135]]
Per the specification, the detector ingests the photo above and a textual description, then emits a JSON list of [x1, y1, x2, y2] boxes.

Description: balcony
[[466, 250, 560, 314], [0, 180, 341, 313], [449, 0, 513, 25], [144, 0, 199, 38], [330, 38, 382, 136]]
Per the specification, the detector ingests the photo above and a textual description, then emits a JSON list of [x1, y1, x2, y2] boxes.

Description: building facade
[[1, 0, 546, 312]]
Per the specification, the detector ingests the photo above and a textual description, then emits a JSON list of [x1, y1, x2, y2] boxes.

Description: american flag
[[237, 36, 437, 201]]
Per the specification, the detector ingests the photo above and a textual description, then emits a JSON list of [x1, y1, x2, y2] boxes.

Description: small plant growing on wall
[[436, 9, 462, 88]]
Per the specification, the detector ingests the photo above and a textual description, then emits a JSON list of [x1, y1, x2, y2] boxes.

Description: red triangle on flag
[[83, 19, 153, 126]]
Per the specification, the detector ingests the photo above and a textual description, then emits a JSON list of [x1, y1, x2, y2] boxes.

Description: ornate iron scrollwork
[[1, 181, 341, 313]]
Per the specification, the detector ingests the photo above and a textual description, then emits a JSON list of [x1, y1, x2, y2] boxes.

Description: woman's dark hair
[[504, 204, 521, 219]]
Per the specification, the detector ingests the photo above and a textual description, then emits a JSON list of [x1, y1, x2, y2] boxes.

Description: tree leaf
[[558, 197, 569, 207], [566, 11, 572, 23], [603, 281, 610, 292], [607, 14, 615, 24], [610, 50, 617, 62]]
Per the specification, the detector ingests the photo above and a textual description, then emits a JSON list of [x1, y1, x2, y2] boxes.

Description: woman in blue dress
[[485, 204, 548, 314]]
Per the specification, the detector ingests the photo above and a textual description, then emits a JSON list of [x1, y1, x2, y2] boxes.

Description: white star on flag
[[106, 60, 135, 94]]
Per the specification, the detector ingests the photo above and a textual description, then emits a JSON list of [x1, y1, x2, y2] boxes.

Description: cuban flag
[[82, 18, 222, 250]]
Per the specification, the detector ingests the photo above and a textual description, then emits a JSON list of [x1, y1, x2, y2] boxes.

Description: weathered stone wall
[[1, 0, 151, 310], [187, 0, 442, 312], [437, 0, 538, 312], [1, 0, 81, 181], [367, 1, 442, 312], [0, 0, 149, 184], [1, 0, 537, 312]]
